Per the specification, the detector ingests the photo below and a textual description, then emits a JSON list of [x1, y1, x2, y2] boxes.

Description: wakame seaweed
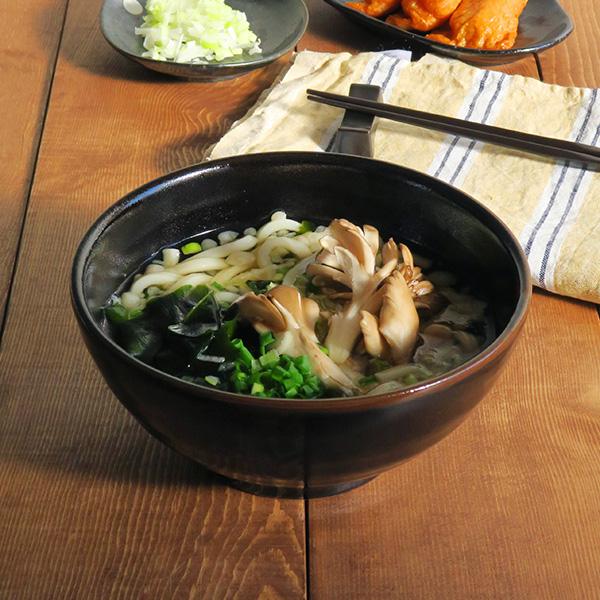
[[105, 285, 232, 372], [105, 285, 325, 397]]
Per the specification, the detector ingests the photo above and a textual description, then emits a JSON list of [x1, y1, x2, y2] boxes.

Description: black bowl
[[321, 0, 573, 66], [71, 152, 530, 497]]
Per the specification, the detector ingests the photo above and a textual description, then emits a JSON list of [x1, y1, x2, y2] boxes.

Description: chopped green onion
[[294, 355, 311, 374], [259, 331, 275, 355], [301, 384, 314, 397], [359, 375, 378, 386], [105, 304, 143, 323], [297, 220, 314, 234], [205, 375, 220, 386], [251, 382, 265, 395], [319, 345, 330, 356], [259, 349, 280, 367], [181, 242, 202, 255], [287, 365, 303, 385], [226, 346, 324, 399], [231, 338, 254, 367], [211, 281, 225, 291], [272, 366, 287, 382], [282, 378, 296, 391]]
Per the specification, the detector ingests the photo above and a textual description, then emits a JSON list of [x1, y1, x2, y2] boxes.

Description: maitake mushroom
[[307, 219, 435, 366], [237, 285, 358, 394]]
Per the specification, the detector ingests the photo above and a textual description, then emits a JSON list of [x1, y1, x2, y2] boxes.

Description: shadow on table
[[7, 374, 224, 490], [37, 3, 176, 84]]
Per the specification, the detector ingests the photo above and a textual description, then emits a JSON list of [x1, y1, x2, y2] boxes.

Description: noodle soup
[[105, 212, 492, 398]]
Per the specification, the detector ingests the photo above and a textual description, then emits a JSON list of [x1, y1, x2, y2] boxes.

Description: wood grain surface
[[303, 1, 600, 598], [1, 0, 599, 598], [0, 0, 69, 332], [0, 0, 305, 598], [308, 293, 600, 599], [537, 0, 600, 87]]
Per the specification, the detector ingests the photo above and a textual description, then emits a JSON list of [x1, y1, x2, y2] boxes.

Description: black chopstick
[[307, 89, 600, 169]]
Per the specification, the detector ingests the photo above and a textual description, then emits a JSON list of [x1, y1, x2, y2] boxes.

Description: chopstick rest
[[330, 84, 382, 158]]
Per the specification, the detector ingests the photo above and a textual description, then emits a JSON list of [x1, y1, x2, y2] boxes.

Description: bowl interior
[[101, 0, 308, 72], [78, 153, 525, 360]]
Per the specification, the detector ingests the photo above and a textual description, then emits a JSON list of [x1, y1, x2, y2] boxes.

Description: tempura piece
[[346, 0, 402, 18], [427, 0, 528, 50], [386, 0, 461, 32]]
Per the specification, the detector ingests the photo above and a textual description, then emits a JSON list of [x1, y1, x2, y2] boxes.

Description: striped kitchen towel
[[209, 50, 600, 304]]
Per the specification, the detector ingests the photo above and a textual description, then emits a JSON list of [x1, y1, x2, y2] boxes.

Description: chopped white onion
[[201, 238, 218, 250], [123, 0, 143, 16], [121, 291, 142, 309], [214, 291, 240, 304], [162, 248, 180, 268], [218, 230, 239, 245], [135, 0, 261, 64]]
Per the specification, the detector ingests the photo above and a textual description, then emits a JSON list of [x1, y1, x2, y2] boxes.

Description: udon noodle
[[106, 212, 491, 398]]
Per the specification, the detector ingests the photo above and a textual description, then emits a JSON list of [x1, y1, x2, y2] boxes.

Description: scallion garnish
[[181, 242, 202, 255]]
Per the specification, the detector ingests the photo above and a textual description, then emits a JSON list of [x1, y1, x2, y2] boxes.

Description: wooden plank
[[0, 0, 305, 597], [299, 0, 540, 78], [308, 292, 600, 599], [537, 0, 600, 87], [303, 1, 600, 598], [0, 0, 69, 331]]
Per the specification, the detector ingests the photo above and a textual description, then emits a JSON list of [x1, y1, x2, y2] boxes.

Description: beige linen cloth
[[209, 51, 600, 304]]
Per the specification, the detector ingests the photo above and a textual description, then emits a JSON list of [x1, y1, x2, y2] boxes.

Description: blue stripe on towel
[[538, 122, 600, 286], [449, 74, 508, 185], [524, 89, 598, 258], [434, 70, 490, 178]]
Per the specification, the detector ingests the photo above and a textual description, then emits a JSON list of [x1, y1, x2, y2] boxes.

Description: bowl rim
[[71, 151, 531, 413], [321, 0, 574, 59], [99, 0, 309, 73]]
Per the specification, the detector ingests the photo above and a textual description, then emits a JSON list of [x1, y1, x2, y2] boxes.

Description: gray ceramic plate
[[101, 0, 309, 80], [322, 0, 573, 66]]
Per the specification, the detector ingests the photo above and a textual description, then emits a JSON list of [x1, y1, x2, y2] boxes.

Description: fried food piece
[[386, 0, 462, 32], [346, 0, 402, 18], [427, 0, 528, 50]]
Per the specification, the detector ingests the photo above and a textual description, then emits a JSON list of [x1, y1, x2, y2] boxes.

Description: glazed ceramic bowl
[[100, 0, 309, 80], [71, 152, 530, 497], [321, 0, 573, 66]]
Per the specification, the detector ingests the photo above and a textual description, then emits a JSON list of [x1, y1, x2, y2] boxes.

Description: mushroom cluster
[[236, 218, 436, 394], [237, 286, 358, 395], [307, 219, 434, 367]]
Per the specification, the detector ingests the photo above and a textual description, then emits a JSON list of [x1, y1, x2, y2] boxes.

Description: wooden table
[[1, 1, 599, 597]]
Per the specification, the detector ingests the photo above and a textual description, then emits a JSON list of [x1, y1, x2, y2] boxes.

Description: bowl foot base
[[217, 474, 376, 498]]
